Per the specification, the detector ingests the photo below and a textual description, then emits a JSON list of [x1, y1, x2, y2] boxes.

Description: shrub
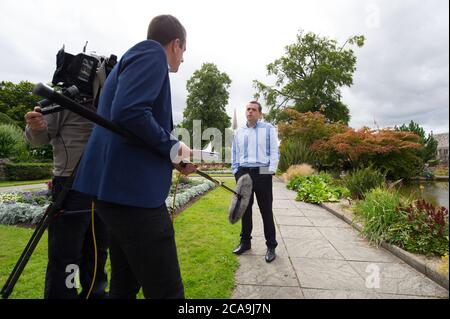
[[343, 166, 386, 199], [3, 162, 53, 180], [391, 200, 449, 256], [433, 167, 449, 177], [277, 110, 346, 146], [0, 112, 16, 126], [313, 127, 423, 180], [353, 188, 405, 245], [0, 202, 45, 226], [283, 164, 315, 182], [287, 173, 350, 204], [0, 124, 30, 161], [278, 139, 317, 172]]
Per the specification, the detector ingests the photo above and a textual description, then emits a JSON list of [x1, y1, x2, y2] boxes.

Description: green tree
[[395, 121, 438, 163], [0, 81, 40, 128], [254, 31, 365, 124], [181, 63, 231, 148]]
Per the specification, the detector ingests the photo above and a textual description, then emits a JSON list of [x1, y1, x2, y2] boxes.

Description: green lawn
[[0, 179, 50, 188], [0, 178, 240, 299]]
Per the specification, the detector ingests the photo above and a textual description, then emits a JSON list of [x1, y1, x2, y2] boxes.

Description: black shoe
[[232, 243, 251, 255], [265, 248, 276, 263]]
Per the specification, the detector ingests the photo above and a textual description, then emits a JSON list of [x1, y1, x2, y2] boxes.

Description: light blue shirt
[[231, 120, 280, 174]]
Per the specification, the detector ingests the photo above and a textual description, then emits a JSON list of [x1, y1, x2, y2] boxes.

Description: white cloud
[[0, 0, 448, 133]]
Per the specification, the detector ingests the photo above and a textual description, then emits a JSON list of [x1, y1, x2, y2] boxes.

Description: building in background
[[434, 133, 449, 165]]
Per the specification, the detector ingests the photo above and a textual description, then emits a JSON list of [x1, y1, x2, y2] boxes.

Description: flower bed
[[166, 179, 216, 214], [0, 179, 215, 226], [0, 190, 50, 226]]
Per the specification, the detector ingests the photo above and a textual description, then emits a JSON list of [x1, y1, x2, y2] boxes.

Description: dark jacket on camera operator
[[24, 100, 109, 299], [25, 104, 95, 176]]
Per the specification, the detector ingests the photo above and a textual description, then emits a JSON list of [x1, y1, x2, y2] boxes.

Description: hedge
[[3, 162, 53, 181]]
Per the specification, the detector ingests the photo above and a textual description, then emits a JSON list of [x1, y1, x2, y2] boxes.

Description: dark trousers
[[94, 200, 184, 299], [45, 176, 109, 299], [235, 168, 278, 249]]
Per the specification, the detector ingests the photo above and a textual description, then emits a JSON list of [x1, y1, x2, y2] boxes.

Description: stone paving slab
[[348, 261, 449, 297], [233, 285, 304, 299], [235, 255, 299, 287], [231, 178, 449, 299], [275, 215, 313, 226], [284, 238, 344, 260]]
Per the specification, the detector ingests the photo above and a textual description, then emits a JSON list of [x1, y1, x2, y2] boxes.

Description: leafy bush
[[29, 144, 53, 162], [391, 200, 449, 256], [278, 139, 317, 172], [354, 188, 449, 256], [0, 124, 30, 161], [427, 159, 441, 167], [287, 173, 350, 204], [277, 110, 347, 146], [0, 112, 16, 126], [353, 188, 405, 245], [433, 167, 449, 177], [283, 164, 315, 182], [313, 127, 423, 180], [343, 166, 386, 199], [3, 162, 53, 180], [0, 202, 45, 225]]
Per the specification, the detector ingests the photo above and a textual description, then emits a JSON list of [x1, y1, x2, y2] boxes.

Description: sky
[[0, 0, 448, 134]]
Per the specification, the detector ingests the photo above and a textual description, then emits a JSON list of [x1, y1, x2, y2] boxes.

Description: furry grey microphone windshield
[[228, 174, 253, 224]]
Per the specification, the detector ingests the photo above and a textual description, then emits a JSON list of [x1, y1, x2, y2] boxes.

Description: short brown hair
[[147, 15, 186, 47], [249, 101, 262, 112]]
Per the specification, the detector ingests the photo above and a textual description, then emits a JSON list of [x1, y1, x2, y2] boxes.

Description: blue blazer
[[73, 40, 179, 208]]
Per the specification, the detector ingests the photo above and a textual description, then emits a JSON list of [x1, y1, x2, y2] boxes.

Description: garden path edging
[[319, 201, 449, 291]]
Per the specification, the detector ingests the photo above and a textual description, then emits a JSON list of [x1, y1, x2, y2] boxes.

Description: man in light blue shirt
[[231, 101, 279, 262]]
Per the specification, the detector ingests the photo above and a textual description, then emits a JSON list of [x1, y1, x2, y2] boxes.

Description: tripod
[[0, 83, 137, 299], [1, 174, 78, 299]]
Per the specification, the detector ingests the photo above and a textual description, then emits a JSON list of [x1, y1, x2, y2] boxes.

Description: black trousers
[[45, 176, 109, 299], [235, 168, 278, 249], [94, 200, 184, 299]]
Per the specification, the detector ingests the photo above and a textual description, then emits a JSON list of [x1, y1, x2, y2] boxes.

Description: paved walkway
[[232, 178, 449, 299], [0, 183, 48, 193]]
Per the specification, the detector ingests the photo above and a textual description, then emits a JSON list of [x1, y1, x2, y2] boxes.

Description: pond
[[398, 181, 449, 210]]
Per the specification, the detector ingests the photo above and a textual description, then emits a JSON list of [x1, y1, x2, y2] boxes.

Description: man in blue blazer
[[73, 15, 196, 299]]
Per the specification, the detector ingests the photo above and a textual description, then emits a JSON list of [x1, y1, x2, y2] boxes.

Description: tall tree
[[395, 120, 438, 163], [181, 63, 231, 148], [254, 31, 365, 124], [0, 81, 40, 128]]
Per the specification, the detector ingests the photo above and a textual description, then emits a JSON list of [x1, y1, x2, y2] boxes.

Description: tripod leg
[[1, 212, 52, 299], [1, 155, 84, 299], [0, 210, 49, 295]]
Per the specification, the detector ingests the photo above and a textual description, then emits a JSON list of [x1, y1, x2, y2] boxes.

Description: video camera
[[38, 43, 117, 114]]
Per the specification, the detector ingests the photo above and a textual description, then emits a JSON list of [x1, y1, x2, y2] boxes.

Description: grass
[[0, 178, 240, 299], [0, 179, 50, 188]]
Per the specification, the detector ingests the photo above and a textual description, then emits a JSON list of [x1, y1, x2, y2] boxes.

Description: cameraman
[[24, 100, 109, 299]]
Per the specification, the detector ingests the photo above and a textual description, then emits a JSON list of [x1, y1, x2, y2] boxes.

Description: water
[[398, 181, 449, 210]]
